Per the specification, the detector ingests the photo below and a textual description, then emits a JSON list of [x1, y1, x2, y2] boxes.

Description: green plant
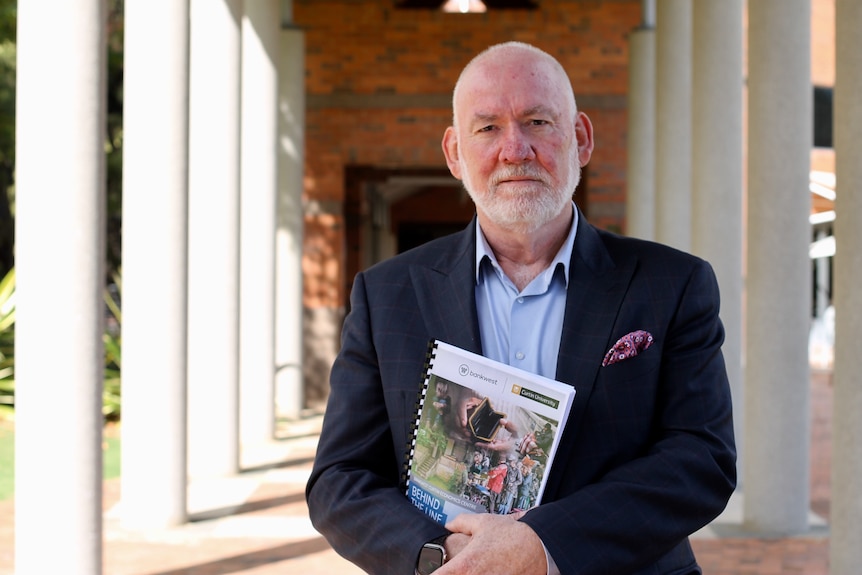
[[0, 266, 13, 419], [102, 272, 122, 421], [0, 267, 124, 422], [0, 0, 16, 280]]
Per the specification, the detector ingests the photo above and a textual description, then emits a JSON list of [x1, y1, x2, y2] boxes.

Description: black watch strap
[[430, 534, 450, 546], [416, 534, 449, 575]]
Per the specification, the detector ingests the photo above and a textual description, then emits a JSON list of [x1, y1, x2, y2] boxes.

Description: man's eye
[[530, 119, 549, 126], [477, 125, 495, 133]]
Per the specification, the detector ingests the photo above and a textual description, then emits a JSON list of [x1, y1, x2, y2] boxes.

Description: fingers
[[445, 512, 478, 536], [459, 396, 482, 426], [438, 513, 548, 575], [446, 510, 516, 535], [503, 418, 519, 433]]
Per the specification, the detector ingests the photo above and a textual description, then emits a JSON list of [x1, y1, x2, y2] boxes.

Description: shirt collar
[[474, 202, 579, 287]]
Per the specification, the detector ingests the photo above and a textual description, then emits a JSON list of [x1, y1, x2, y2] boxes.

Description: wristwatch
[[415, 535, 449, 575]]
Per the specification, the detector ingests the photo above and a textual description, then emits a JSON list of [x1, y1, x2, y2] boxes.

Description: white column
[[691, 0, 744, 481], [14, 1, 105, 573], [241, 0, 280, 445], [276, 20, 306, 420], [831, 0, 862, 571], [187, 0, 243, 478], [625, 1, 656, 240], [654, 0, 692, 251], [744, 0, 811, 534], [120, 0, 189, 527]]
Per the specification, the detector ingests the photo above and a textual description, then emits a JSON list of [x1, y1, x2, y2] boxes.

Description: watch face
[[417, 543, 446, 575]]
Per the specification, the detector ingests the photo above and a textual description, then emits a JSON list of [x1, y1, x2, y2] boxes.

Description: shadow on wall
[[303, 305, 345, 410]]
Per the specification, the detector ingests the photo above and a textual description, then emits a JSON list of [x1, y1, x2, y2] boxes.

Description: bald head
[[452, 42, 578, 129]]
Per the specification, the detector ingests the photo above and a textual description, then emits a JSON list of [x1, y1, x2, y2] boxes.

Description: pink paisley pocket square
[[602, 330, 654, 367]]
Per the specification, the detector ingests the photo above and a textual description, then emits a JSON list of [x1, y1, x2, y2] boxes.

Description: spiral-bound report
[[403, 340, 575, 525]]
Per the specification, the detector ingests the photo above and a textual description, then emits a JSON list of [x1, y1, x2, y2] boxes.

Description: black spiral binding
[[401, 339, 440, 494]]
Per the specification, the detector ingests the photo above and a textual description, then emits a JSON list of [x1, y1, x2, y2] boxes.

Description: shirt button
[[517, 297, 524, 304], [515, 351, 525, 360]]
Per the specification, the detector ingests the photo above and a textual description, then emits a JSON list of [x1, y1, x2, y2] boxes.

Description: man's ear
[[442, 126, 463, 180], [574, 112, 595, 167]]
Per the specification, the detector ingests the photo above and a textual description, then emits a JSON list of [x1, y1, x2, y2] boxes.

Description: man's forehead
[[458, 79, 565, 120], [457, 65, 568, 110]]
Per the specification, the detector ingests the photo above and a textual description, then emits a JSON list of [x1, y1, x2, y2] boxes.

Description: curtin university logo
[[512, 384, 559, 409], [459, 364, 470, 376]]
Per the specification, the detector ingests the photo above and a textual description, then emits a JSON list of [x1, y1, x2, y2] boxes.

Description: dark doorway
[[391, 185, 475, 252], [344, 166, 471, 301]]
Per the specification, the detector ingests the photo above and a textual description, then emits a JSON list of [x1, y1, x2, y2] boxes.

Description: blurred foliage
[[0, 266, 14, 418], [105, 0, 124, 281], [0, 0, 125, 283], [0, 0, 15, 280], [0, 1, 126, 420], [103, 271, 122, 421], [0, 267, 124, 422]]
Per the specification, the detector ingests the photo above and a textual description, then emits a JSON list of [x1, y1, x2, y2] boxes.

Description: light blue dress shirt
[[473, 204, 577, 575], [474, 204, 578, 381]]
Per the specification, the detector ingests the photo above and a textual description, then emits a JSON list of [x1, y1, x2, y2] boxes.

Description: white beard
[[461, 157, 581, 234]]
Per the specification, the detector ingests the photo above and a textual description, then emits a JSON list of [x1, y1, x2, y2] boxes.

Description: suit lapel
[[545, 214, 637, 495], [555, 216, 635, 389], [410, 219, 483, 355]]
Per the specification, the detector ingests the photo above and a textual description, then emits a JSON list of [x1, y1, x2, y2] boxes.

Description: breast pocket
[[591, 350, 662, 446], [600, 347, 661, 384]]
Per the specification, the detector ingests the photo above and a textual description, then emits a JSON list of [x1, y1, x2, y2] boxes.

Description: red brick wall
[[295, 0, 641, 310]]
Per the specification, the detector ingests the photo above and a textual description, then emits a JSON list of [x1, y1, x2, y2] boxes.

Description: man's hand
[[455, 396, 521, 452], [484, 418, 520, 452], [457, 397, 484, 430], [436, 512, 548, 575]]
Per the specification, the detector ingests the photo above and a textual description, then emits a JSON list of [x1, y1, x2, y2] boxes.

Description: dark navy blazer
[[306, 210, 736, 575]]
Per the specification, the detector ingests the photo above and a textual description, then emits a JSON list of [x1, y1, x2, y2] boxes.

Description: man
[[486, 456, 508, 512], [497, 454, 523, 515], [306, 42, 736, 575]]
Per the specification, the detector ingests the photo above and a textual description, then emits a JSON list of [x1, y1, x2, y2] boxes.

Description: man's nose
[[499, 127, 535, 163]]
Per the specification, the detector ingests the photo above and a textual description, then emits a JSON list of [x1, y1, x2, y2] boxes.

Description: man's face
[[442, 49, 593, 233]]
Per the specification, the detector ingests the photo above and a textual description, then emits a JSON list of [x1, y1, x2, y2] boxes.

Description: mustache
[[489, 166, 550, 187]]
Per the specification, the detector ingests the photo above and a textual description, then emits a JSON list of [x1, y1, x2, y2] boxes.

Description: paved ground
[[0, 372, 833, 574]]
